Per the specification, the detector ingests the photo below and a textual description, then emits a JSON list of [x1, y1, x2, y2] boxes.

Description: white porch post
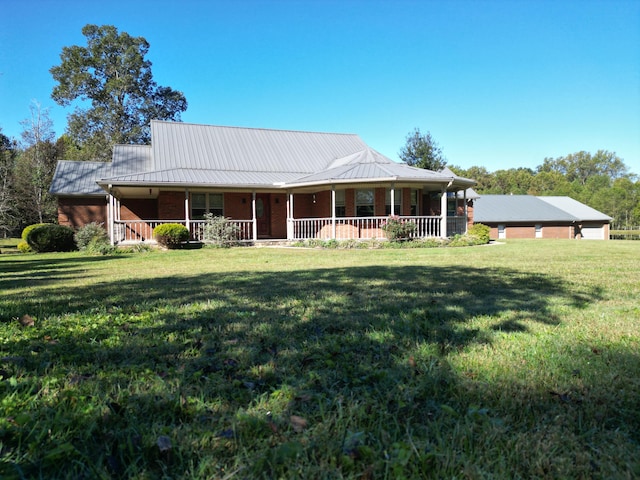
[[331, 185, 336, 239], [440, 185, 448, 239], [184, 190, 190, 237], [108, 186, 115, 245], [463, 189, 468, 234], [252, 191, 257, 241], [287, 191, 294, 240], [390, 184, 395, 216]]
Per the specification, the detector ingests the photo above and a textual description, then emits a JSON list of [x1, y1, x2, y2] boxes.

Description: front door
[[256, 193, 271, 237]]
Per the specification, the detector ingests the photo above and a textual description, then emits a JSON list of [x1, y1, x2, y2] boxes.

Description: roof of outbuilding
[[538, 196, 612, 221], [473, 194, 611, 223]]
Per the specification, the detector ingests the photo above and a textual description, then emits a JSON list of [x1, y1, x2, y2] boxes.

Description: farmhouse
[[50, 120, 476, 244], [473, 194, 612, 240]]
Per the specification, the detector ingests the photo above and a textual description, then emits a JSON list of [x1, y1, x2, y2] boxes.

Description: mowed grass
[[0, 240, 638, 479]]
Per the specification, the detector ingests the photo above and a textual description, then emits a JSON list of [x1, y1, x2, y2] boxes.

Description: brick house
[[50, 120, 476, 244]]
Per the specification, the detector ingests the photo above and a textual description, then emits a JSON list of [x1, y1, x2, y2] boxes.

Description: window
[[385, 189, 401, 215], [410, 189, 419, 216], [535, 224, 542, 238], [447, 192, 457, 216], [334, 190, 346, 217], [191, 193, 223, 219], [356, 189, 374, 217], [191, 193, 207, 219]]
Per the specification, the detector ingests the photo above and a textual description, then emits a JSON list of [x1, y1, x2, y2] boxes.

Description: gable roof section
[[474, 195, 611, 223], [149, 120, 369, 173], [50, 161, 112, 196], [111, 144, 153, 176], [538, 196, 612, 221]]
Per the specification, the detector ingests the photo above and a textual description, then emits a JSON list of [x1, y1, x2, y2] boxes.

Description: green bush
[[202, 214, 240, 247], [22, 223, 50, 241], [467, 223, 491, 244], [26, 224, 77, 252], [153, 223, 189, 249], [17, 240, 32, 253], [74, 222, 109, 251], [381, 215, 416, 241]]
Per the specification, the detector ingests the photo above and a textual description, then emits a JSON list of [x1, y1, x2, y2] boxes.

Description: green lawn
[[0, 240, 638, 479]]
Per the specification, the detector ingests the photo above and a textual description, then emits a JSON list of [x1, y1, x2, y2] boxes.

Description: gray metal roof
[[104, 169, 302, 187], [50, 161, 111, 196], [150, 120, 369, 173], [474, 195, 610, 223], [538, 196, 612, 221], [53, 121, 477, 194], [111, 144, 153, 176]]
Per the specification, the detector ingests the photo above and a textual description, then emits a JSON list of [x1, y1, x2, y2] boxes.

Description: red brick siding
[[294, 194, 314, 219], [542, 225, 572, 239], [120, 199, 157, 221], [223, 192, 252, 220], [270, 193, 287, 238], [158, 191, 185, 220], [58, 197, 107, 228]]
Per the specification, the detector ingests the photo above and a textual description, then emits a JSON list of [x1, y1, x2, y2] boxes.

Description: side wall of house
[[57, 197, 107, 228]]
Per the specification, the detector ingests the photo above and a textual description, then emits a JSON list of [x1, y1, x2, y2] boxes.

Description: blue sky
[[1, 0, 639, 174]]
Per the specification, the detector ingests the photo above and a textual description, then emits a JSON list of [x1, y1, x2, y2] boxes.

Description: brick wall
[[224, 192, 252, 220], [542, 225, 572, 239], [120, 199, 157, 221], [158, 191, 185, 220], [58, 197, 107, 228], [270, 193, 287, 238]]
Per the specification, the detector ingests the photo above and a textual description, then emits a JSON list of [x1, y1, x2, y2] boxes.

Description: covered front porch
[[107, 184, 472, 245]]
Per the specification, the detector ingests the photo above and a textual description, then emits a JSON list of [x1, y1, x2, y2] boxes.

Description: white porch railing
[[114, 219, 255, 243], [190, 219, 254, 242], [291, 216, 448, 240], [114, 216, 467, 244]]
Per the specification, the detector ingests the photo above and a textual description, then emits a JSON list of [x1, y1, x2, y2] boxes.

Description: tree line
[[400, 129, 639, 230]]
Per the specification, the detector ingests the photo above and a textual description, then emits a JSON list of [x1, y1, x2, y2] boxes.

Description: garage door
[[581, 225, 605, 240]]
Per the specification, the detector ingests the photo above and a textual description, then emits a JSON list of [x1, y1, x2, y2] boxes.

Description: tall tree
[[399, 128, 447, 171], [537, 150, 628, 186], [15, 102, 59, 225], [0, 129, 18, 236], [50, 24, 188, 161]]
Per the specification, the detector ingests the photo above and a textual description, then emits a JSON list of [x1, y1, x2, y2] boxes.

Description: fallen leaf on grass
[[290, 415, 308, 433], [19, 315, 35, 327]]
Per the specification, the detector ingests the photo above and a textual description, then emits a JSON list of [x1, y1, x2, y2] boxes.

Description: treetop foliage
[[50, 24, 188, 161], [399, 128, 447, 171]]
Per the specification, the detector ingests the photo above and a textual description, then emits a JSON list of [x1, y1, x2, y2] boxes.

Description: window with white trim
[[356, 189, 374, 217], [191, 193, 223, 219], [334, 190, 346, 217], [410, 189, 419, 216]]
